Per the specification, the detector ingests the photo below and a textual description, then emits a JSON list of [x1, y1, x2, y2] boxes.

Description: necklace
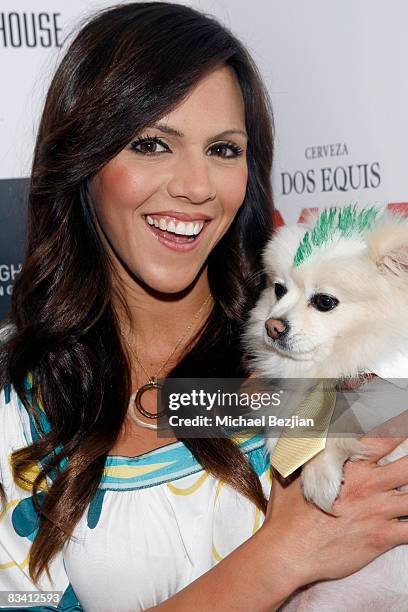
[[123, 292, 213, 430]]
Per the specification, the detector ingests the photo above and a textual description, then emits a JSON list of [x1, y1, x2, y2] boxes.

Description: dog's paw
[[301, 437, 369, 513], [301, 452, 344, 513], [377, 438, 408, 491]]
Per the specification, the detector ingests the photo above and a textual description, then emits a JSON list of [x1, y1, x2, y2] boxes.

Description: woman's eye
[[274, 283, 287, 300], [310, 293, 339, 312], [129, 135, 170, 155], [208, 142, 243, 159]]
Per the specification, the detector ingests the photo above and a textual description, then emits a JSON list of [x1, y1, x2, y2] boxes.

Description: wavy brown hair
[[0, 1, 274, 584]]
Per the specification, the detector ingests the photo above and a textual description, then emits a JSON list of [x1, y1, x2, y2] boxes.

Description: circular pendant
[[134, 379, 167, 419]]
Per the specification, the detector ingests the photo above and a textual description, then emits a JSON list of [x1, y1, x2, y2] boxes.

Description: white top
[[0, 376, 272, 612]]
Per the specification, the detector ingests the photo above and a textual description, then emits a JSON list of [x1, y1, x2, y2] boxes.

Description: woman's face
[[90, 65, 248, 294]]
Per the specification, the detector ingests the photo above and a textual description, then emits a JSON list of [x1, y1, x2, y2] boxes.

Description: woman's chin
[[137, 270, 203, 296]]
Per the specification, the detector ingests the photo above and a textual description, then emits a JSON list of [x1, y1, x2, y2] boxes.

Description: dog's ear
[[381, 247, 408, 276], [367, 217, 408, 277], [301, 209, 320, 230]]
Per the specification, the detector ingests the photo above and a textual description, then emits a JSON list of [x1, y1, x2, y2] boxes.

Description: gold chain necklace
[[123, 293, 213, 430]]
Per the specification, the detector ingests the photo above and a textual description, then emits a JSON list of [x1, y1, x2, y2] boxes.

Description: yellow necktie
[[269, 381, 337, 478]]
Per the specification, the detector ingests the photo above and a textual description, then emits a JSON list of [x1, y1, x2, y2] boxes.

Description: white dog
[[243, 205, 408, 610]]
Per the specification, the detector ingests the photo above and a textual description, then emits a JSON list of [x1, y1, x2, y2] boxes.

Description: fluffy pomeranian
[[243, 205, 408, 610]]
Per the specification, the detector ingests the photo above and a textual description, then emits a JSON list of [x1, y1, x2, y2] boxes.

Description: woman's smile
[[142, 212, 211, 252]]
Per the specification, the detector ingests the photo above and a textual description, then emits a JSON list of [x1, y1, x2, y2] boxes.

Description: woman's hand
[[262, 430, 408, 589], [147, 421, 408, 612]]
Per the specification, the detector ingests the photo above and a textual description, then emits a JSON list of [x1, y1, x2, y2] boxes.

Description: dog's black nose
[[265, 318, 289, 340]]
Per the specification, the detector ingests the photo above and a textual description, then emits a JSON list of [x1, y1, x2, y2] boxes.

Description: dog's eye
[[310, 293, 339, 312], [274, 283, 287, 300]]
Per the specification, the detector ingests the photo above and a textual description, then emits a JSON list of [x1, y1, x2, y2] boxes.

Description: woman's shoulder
[[0, 378, 83, 609], [0, 378, 35, 490], [0, 360, 55, 495]]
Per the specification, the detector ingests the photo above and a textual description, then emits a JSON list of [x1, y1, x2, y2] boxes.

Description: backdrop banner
[[0, 0, 407, 320]]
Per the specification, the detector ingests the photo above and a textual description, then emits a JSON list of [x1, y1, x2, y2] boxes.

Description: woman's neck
[[114, 274, 214, 374]]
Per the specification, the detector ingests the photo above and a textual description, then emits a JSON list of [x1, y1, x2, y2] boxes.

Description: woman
[[1, 3, 408, 611]]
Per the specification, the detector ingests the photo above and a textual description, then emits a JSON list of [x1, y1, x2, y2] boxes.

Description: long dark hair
[[0, 1, 274, 584]]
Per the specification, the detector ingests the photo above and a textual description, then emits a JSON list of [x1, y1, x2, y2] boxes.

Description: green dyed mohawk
[[293, 204, 379, 267]]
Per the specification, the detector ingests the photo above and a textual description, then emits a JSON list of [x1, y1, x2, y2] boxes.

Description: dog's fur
[[243, 206, 408, 610]]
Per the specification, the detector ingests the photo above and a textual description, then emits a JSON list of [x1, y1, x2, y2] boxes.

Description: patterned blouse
[[0, 374, 272, 611]]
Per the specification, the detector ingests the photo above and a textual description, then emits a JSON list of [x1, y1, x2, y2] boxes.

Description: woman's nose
[[166, 155, 216, 204]]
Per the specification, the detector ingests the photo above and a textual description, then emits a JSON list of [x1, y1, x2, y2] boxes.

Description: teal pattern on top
[[293, 204, 379, 267], [2, 382, 84, 610], [101, 434, 267, 491], [2, 377, 271, 612], [14, 374, 270, 493]]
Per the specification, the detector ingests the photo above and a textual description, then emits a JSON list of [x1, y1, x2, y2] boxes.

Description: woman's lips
[[143, 218, 209, 252]]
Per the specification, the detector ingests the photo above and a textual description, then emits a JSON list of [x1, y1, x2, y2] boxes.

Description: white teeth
[[186, 222, 195, 235], [167, 220, 176, 233], [144, 215, 206, 236], [175, 221, 185, 234]]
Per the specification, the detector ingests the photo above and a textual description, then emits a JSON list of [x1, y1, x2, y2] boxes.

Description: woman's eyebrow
[[148, 122, 248, 144]]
